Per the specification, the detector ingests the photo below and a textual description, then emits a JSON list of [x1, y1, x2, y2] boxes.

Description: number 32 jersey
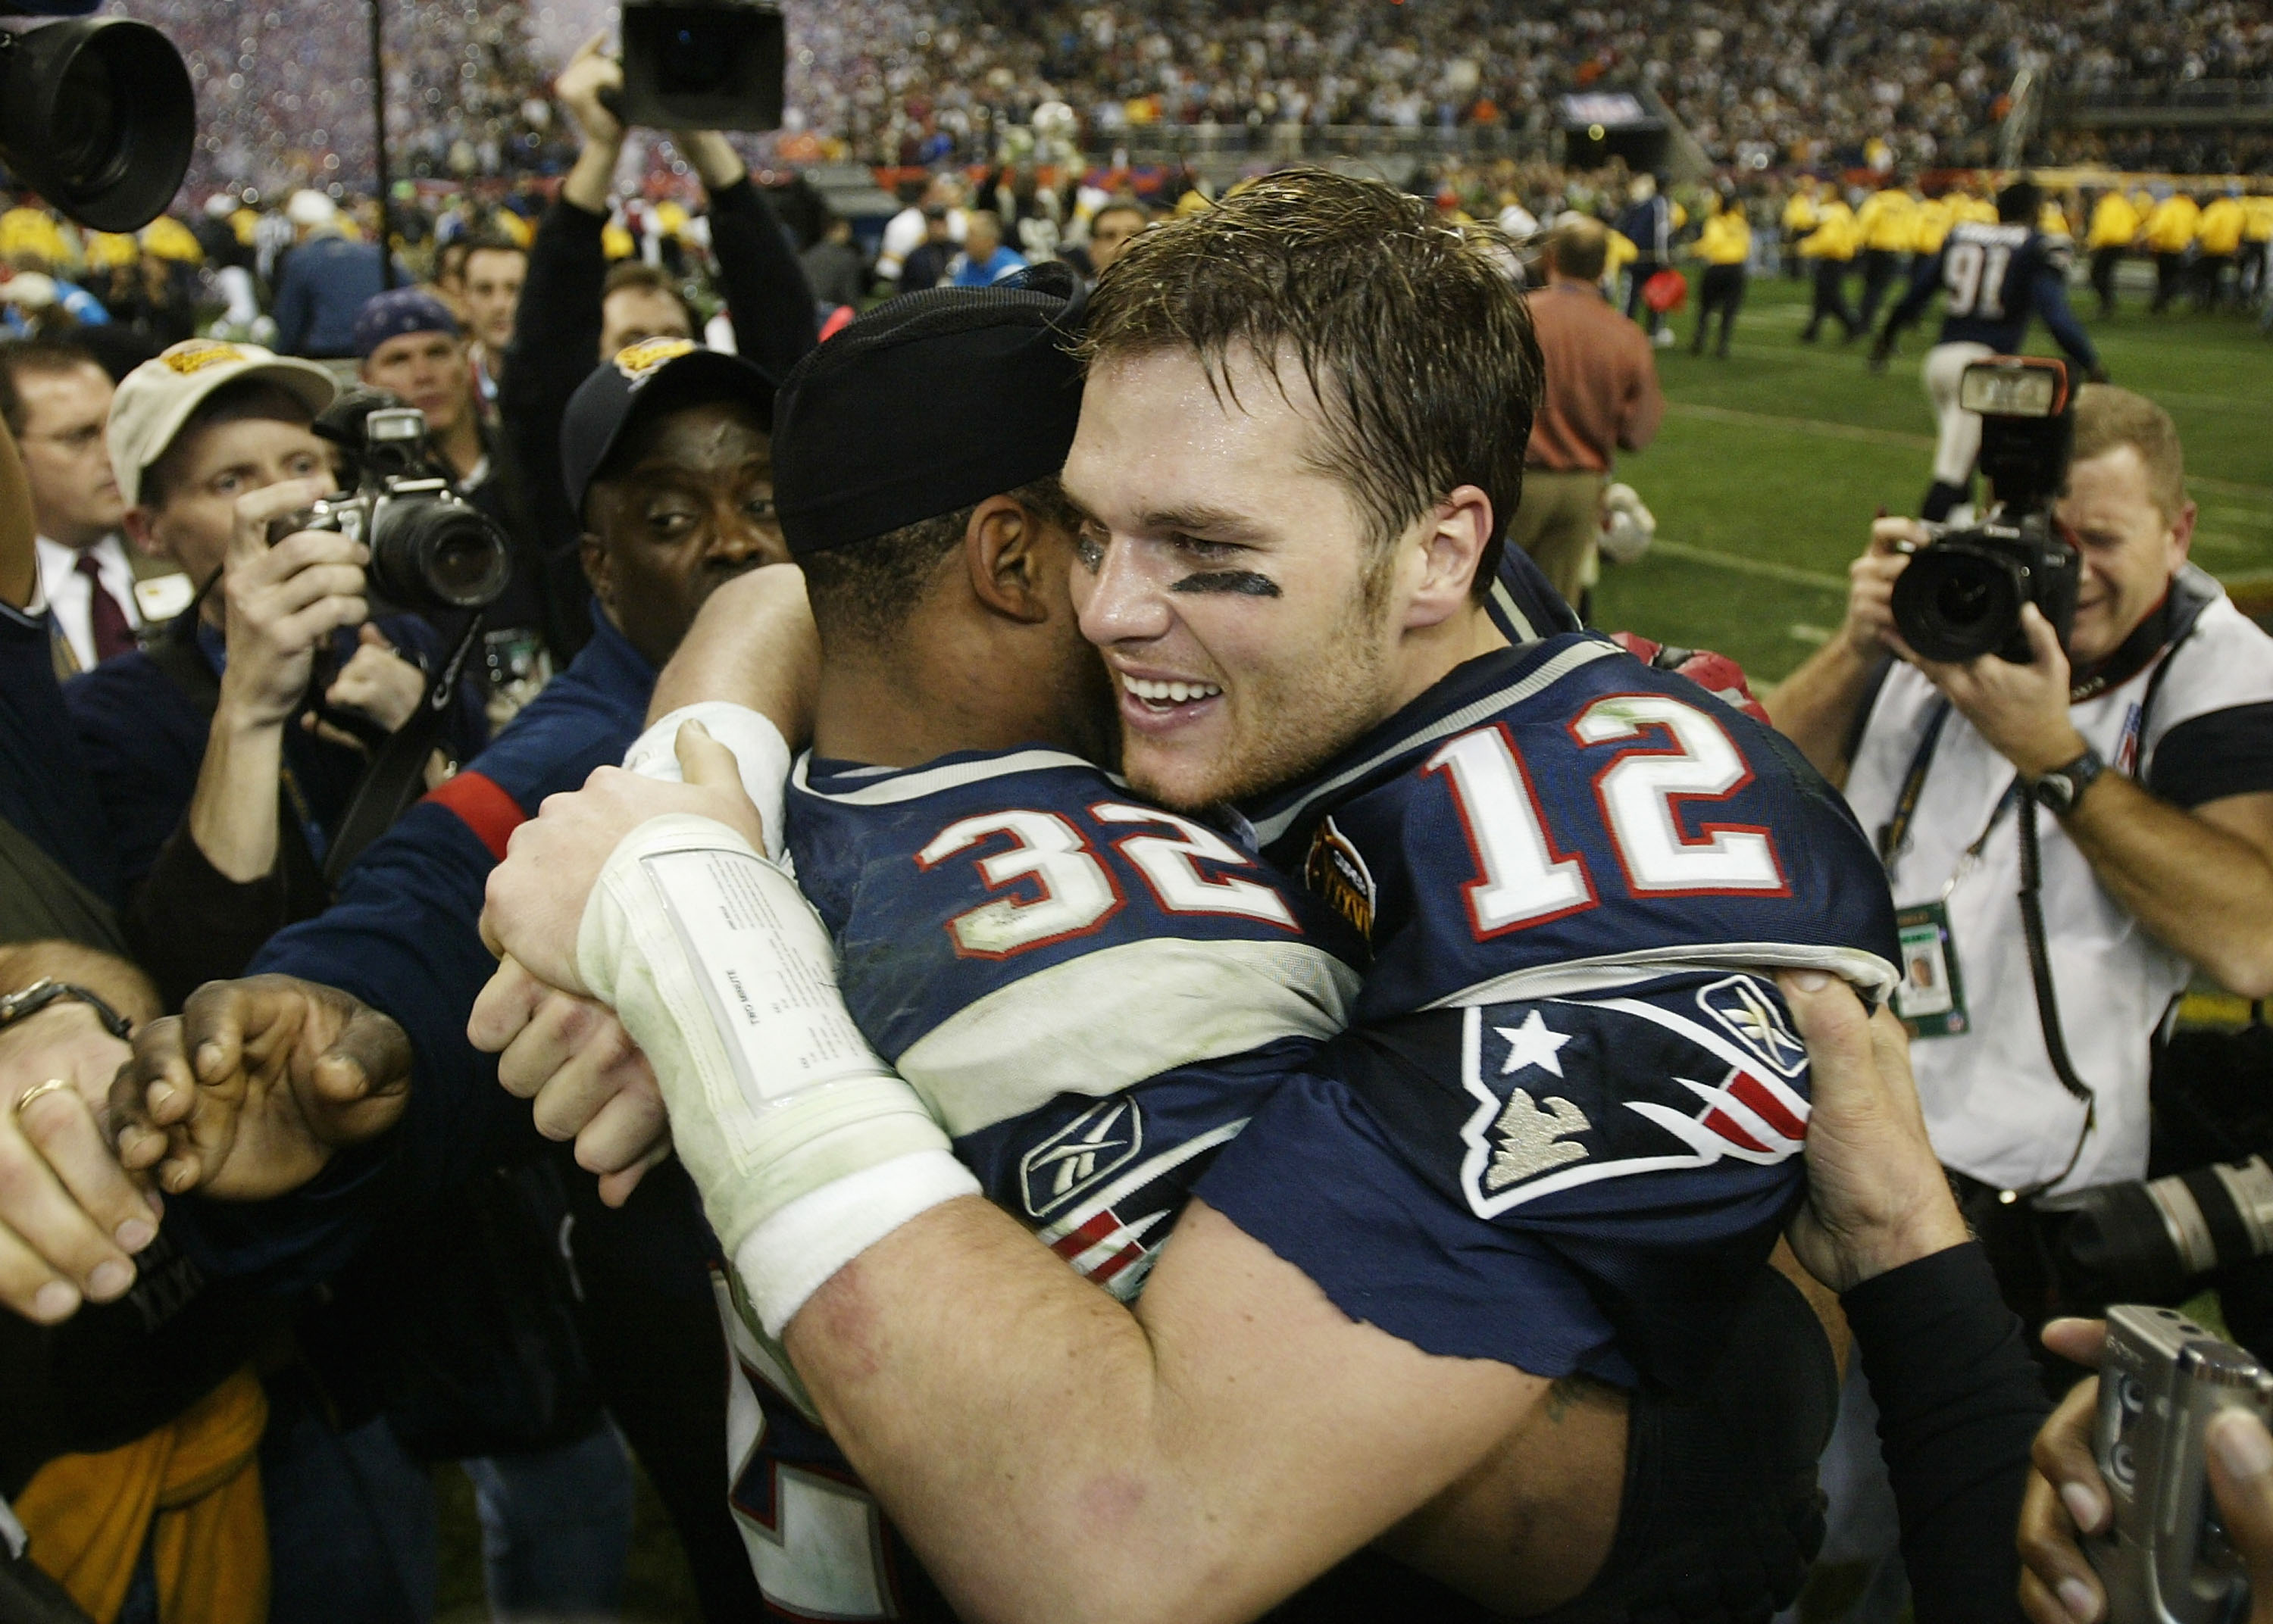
[[1195, 632, 1903, 1388], [720, 751, 1365, 1621]]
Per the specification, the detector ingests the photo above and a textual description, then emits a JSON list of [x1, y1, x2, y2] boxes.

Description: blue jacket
[[204, 612, 715, 1291], [274, 231, 404, 358], [63, 614, 486, 895]]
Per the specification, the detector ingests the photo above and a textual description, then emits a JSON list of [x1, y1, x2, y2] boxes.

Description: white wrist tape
[[622, 702, 793, 862], [577, 814, 977, 1300]]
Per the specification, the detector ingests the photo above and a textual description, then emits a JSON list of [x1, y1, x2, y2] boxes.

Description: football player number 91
[[915, 695, 1783, 960]]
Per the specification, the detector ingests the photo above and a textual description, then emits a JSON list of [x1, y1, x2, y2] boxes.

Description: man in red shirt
[[1510, 218, 1665, 611]]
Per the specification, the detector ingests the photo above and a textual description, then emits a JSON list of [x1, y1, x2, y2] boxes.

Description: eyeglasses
[[21, 423, 105, 456]]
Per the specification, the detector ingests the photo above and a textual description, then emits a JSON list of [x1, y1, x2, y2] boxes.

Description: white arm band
[[577, 813, 978, 1329], [622, 702, 793, 862]]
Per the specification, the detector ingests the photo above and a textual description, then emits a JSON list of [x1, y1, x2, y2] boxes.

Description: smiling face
[[1063, 345, 1419, 812], [2055, 444, 2194, 666], [581, 398, 786, 666]]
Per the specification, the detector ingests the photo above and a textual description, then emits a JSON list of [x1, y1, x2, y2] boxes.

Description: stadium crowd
[[5, 10, 2273, 1624], [98, 0, 2273, 185]]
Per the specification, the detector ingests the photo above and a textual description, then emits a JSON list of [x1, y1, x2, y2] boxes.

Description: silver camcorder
[[2089, 1304, 2273, 1624]]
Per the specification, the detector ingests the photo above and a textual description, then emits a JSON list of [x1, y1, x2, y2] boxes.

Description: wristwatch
[[2031, 745, 2109, 817], [0, 979, 133, 1039]]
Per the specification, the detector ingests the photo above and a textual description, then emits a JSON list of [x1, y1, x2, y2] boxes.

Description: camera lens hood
[[0, 17, 194, 233]]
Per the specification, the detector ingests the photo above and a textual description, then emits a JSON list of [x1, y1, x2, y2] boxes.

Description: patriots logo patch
[[1456, 984, 1810, 1219]]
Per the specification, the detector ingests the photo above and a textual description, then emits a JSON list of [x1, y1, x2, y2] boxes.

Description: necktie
[[74, 550, 136, 664]]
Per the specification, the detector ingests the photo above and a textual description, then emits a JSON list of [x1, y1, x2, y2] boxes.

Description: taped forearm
[[621, 702, 792, 862], [577, 814, 975, 1331]]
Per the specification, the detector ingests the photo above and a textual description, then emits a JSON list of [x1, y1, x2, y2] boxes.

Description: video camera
[[615, 0, 784, 132], [270, 390, 511, 617], [1890, 356, 2081, 665], [0, 2, 193, 232], [2088, 1304, 2271, 1624]]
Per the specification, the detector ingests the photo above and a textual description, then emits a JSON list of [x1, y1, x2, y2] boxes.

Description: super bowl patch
[[161, 338, 248, 373], [614, 335, 699, 382], [1303, 816, 1376, 941]]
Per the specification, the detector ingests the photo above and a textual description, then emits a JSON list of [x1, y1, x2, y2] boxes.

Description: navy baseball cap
[[771, 272, 1084, 557], [559, 338, 779, 519], [353, 287, 458, 358]]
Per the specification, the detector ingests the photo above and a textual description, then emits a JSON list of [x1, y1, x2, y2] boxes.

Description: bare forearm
[[0, 942, 158, 1024], [2064, 779, 2273, 997], [645, 566, 818, 740], [561, 137, 623, 217], [786, 1198, 1195, 1624], [678, 130, 747, 192], [186, 712, 285, 884], [1765, 637, 1887, 785]]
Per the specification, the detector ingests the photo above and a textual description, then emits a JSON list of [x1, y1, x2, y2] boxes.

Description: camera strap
[[322, 612, 484, 888]]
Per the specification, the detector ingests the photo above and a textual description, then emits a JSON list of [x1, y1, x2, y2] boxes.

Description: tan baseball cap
[[108, 338, 338, 508]]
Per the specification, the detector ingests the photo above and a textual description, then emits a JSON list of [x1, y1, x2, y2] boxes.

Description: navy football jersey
[[1887, 220, 2099, 366], [719, 746, 1363, 1619], [1196, 632, 1901, 1388]]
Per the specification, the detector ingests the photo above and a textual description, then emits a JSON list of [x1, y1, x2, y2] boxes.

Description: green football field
[[1590, 273, 2273, 687]]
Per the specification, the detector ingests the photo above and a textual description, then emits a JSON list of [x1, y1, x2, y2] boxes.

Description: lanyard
[[1876, 698, 2019, 893]]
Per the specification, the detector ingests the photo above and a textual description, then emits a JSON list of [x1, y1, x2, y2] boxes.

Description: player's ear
[[1404, 483, 1495, 630], [965, 495, 1050, 626]]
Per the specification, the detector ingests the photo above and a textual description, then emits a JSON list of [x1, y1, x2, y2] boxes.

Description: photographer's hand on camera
[[2019, 1320, 2273, 1624], [189, 478, 370, 883], [112, 975, 411, 1202], [217, 476, 364, 729], [1909, 602, 2093, 783], [1767, 517, 1925, 780]]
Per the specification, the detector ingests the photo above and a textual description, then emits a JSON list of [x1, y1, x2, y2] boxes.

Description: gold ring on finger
[[12, 1078, 71, 1117]]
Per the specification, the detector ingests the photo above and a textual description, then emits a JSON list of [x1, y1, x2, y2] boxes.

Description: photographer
[[354, 289, 549, 719], [501, 31, 818, 660], [1770, 385, 2273, 1311], [66, 339, 486, 1008]]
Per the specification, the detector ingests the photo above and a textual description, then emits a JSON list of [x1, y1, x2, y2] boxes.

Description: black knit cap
[[772, 269, 1085, 557]]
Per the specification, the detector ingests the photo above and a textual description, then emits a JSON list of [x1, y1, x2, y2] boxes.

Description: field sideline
[[1591, 274, 2273, 685]]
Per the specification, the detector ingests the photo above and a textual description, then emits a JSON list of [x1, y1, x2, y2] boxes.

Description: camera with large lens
[[0, 7, 194, 232], [272, 395, 511, 616], [618, 0, 784, 131], [1890, 356, 2081, 665], [2051, 1157, 2273, 1308]]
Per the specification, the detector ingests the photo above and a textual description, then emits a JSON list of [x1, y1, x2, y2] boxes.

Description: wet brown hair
[[1080, 167, 1542, 597]]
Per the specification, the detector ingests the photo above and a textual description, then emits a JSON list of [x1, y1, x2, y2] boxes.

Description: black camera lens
[[369, 496, 511, 613], [0, 19, 195, 233], [1890, 542, 2027, 664]]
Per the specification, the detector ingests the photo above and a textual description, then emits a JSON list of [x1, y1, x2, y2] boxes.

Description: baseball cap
[[558, 337, 778, 520], [771, 273, 1085, 557], [108, 338, 337, 507], [354, 286, 459, 358], [286, 189, 336, 229]]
